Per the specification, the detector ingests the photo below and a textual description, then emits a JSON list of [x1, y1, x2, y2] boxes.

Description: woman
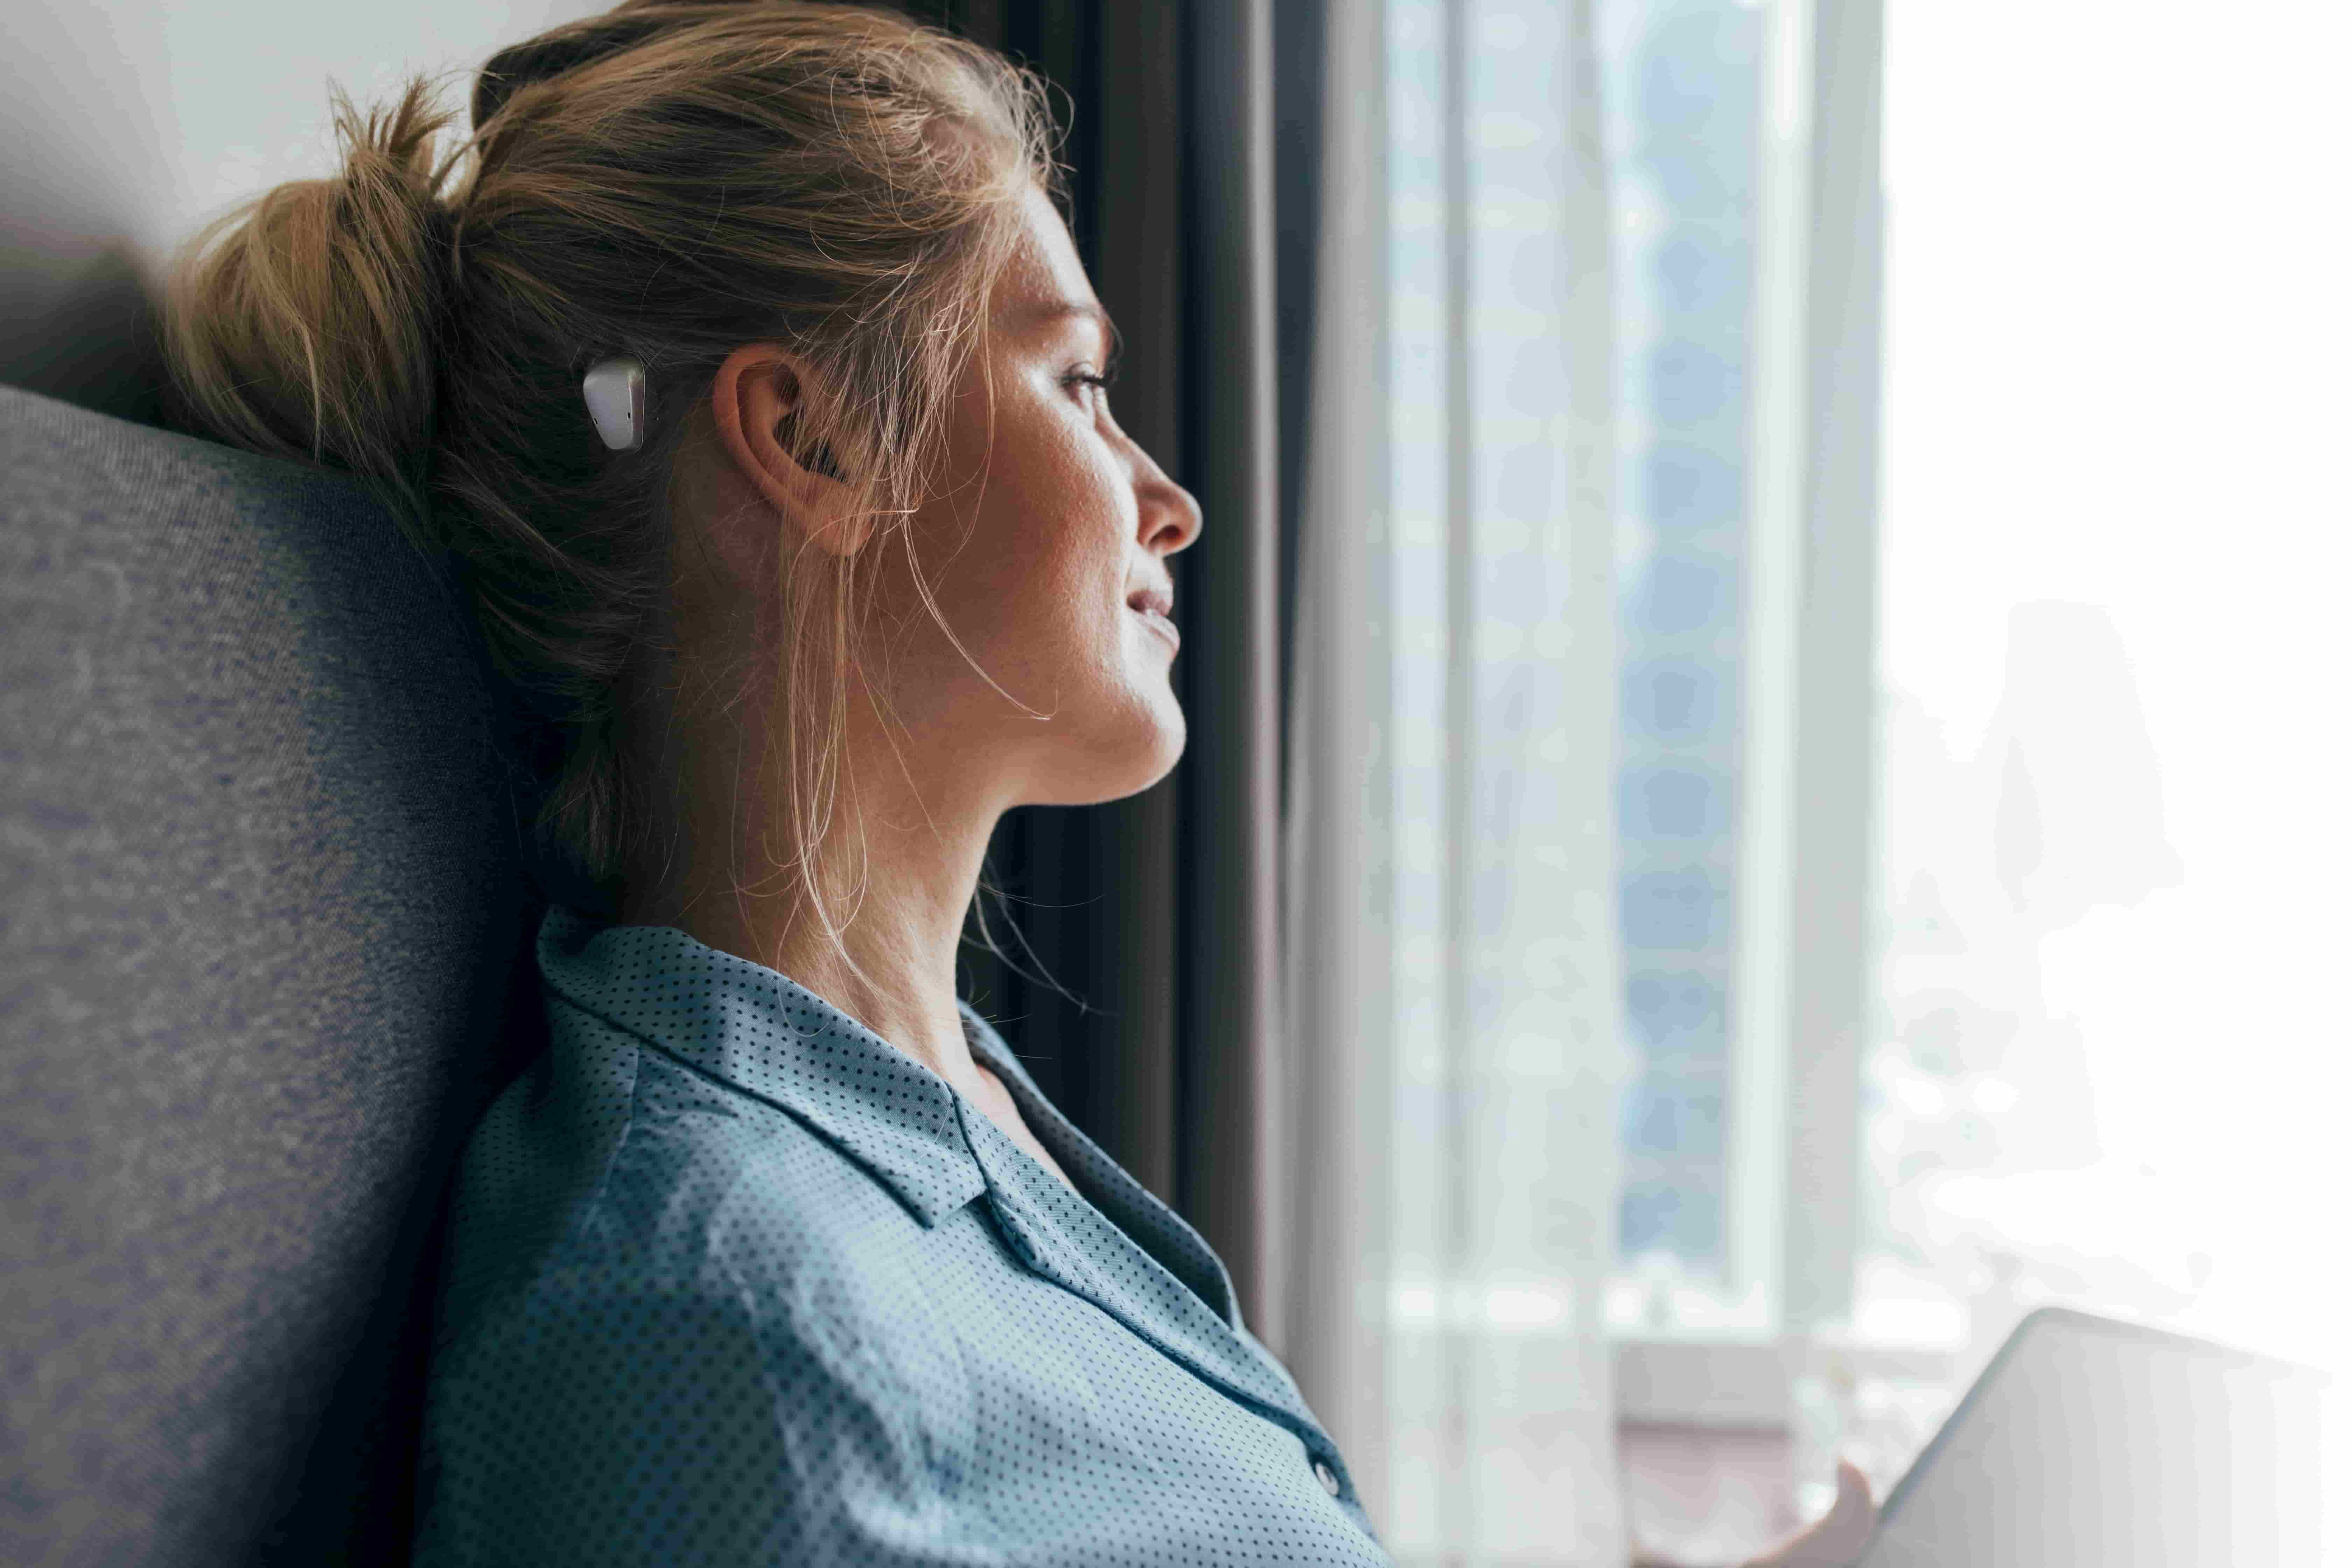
[[163, 3, 1875, 1562]]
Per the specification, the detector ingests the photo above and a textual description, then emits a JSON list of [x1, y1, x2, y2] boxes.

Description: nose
[[1132, 440, 1202, 558]]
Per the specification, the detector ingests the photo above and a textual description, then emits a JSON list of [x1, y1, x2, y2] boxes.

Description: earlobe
[[710, 343, 870, 559]]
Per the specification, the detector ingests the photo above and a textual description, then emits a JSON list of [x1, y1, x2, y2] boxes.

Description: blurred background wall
[[0, 0, 602, 423]]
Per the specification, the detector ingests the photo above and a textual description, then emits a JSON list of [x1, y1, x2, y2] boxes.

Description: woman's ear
[[709, 343, 872, 559]]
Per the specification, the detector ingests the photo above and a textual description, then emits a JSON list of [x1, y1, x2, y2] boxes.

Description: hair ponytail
[[164, 82, 458, 530]]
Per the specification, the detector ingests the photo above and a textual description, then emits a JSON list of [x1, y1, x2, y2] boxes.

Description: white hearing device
[[582, 356, 646, 452]]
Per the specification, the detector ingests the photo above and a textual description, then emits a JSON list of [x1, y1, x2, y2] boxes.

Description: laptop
[[1860, 1306, 2338, 1567]]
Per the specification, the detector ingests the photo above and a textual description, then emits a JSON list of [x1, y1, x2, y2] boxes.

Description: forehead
[[993, 183, 1103, 335]]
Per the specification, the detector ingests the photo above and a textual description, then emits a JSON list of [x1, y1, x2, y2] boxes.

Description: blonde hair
[[162, 0, 1058, 933]]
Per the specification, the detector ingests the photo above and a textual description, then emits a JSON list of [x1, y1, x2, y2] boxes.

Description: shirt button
[[1314, 1459, 1342, 1497]]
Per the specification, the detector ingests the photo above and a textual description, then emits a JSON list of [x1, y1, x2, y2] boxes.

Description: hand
[[1629, 1460, 1877, 1568], [1741, 1461, 1877, 1568]]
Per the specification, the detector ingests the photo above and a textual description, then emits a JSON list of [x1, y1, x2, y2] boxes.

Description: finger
[[1832, 1461, 1872, 1519], [1818, 1463, 1879, 1560], [1763, 1462, 1877, 1567]]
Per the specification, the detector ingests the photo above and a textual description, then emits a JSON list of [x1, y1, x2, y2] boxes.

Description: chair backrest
[[1, 386, 537, 1566]]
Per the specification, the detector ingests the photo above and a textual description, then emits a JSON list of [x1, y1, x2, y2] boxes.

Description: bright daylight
[[4, 0, 2344, 1564]]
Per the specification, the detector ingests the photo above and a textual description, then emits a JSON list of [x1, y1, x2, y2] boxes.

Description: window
[[1297, 0, 2346, 1558]]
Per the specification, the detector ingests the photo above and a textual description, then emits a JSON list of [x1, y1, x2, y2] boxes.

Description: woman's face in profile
[[881, 182, 1203, 810]]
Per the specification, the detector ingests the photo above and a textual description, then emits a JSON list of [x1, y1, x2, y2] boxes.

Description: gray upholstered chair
[[2, 385, 539, 1566]]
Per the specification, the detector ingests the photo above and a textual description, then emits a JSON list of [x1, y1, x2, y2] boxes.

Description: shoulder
[[576, 1038, 946, 1312], [449, 1004, 940, 1331], [419, 1031, 957, 1566]]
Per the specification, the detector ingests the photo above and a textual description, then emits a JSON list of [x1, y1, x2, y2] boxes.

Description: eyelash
[[1066, 367, 1117, 397]]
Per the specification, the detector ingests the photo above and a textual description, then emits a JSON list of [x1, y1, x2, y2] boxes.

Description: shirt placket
[[950, 1096, 1367, 1516]]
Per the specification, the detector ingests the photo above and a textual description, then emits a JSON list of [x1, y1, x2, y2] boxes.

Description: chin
[[1040, 697, 1186, 806]]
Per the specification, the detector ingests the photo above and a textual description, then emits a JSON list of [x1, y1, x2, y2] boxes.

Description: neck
[[617, 706, 1003, 1096]]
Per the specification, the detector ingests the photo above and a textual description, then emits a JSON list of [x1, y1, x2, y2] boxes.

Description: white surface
[[2, 0, 601, 272], [1862, 1313, 2336, 1567], [1872, 0, 2352, 1378]]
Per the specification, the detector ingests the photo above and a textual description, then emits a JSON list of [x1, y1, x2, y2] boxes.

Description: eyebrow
[[1030, 300, 1123, 363]]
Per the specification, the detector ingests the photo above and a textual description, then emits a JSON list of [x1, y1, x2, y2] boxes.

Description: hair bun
[[162, 81, 459, 529]]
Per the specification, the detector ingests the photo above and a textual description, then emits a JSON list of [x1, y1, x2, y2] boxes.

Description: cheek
[[902, 376, 1140, 697], [993, 522, 1122, 686], [978, 430, 1131, 653]]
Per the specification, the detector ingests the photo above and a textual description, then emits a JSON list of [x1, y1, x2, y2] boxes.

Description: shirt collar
[[537, 906, 988, 1228]]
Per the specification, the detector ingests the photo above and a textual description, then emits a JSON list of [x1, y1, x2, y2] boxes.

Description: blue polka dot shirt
[[413, 907, 1388, 1566]]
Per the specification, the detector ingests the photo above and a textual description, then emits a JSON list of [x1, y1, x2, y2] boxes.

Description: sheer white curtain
[[1281, 0, 1892, 1560], [1283, 0, 1631, 1560]]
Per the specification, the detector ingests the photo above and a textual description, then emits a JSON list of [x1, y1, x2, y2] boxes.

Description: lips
[[1126, 584, 1179, 648]]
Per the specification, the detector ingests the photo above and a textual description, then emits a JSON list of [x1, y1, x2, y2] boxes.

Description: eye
[[1063, 363, 1118, 411]]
